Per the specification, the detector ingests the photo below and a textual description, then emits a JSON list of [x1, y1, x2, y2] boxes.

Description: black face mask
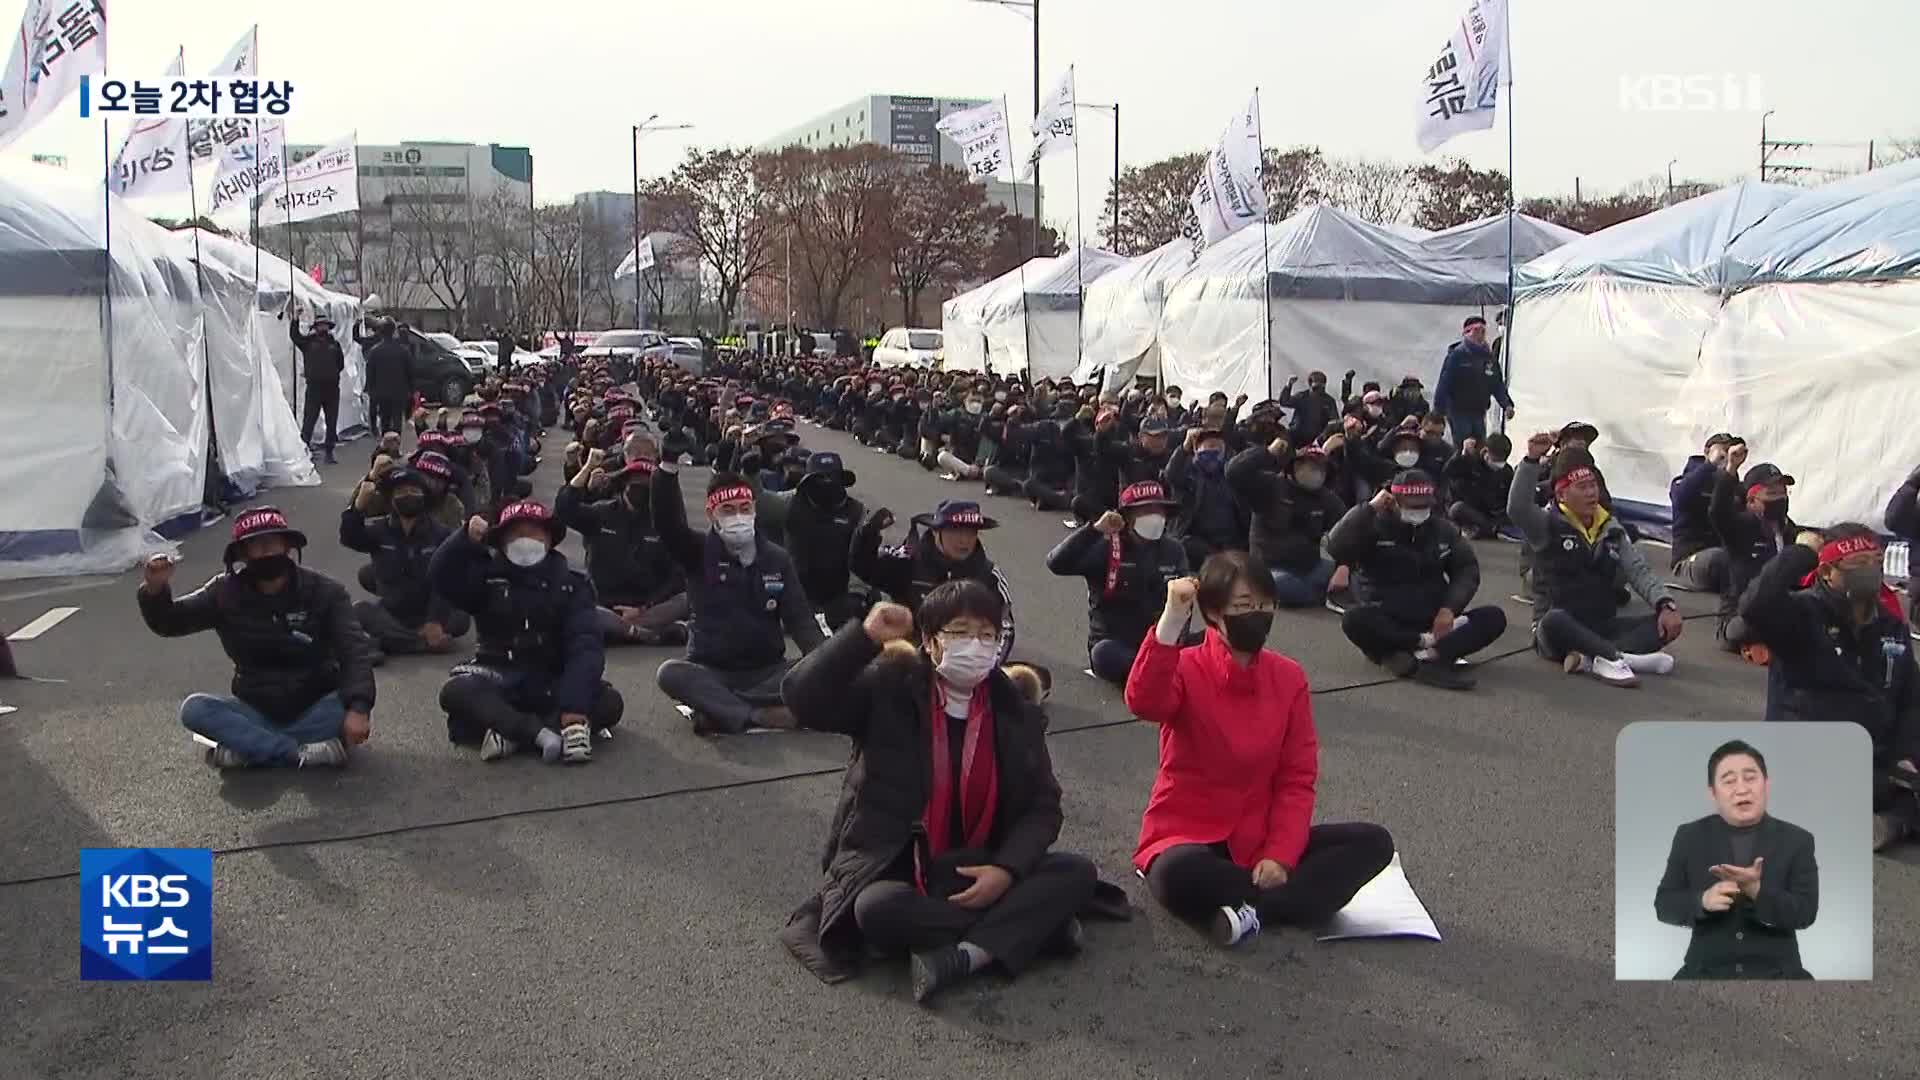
[[1762, 498, 1789, 522], [392, 493, 428, 517], [804, 479, 845, 507], [1219, 611, 1273, 653], [237, 553, 294, 587], [623, 485, 650, 511]]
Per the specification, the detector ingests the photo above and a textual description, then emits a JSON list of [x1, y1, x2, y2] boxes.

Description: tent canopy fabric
[[0, 161, 319, 579], [1508, 164, 1920, 531]]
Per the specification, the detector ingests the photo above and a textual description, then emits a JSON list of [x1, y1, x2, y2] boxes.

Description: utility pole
[[1078, 102, 1119, 246], [632, 116, 695, 328], [1759, 110, 1774, 182], [1666, 159, 1677, 205], [966, 0, 1041, 257]]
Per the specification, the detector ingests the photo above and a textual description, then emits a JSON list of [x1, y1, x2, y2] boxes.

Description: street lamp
[[1078, 102, 1119, 246], [1759, 109, 1776, 181], [632, 116, 695, 327], [966, 0, 1040, 256], [1667, 158, 1678, 205]]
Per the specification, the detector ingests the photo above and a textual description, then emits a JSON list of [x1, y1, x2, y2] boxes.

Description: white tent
[[941, 247, 1128, 378], [1510, 164, 1920, 528], [1153, 206, 1582, 404], [0, 163, 318, 579], [187, 229, 370, 440], [1074, 238, 1196, 389]]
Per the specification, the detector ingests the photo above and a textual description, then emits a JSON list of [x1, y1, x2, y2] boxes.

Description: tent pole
[[1254, 89, 1273, 402], [1500, 13, 1515, 435]]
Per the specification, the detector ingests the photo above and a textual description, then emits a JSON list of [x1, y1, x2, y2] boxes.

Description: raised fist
[[141, 553, 177, 592], [863, 601, 915, 645], [869, 507, 895, 533], [1526, 432, 1555, 460], [1268, 436, 1291, 458], [586, 448, 607, 468], [1093, 511, 1126, 536], [467, 515, 490, 543], [1165, 576, 1198, 610]]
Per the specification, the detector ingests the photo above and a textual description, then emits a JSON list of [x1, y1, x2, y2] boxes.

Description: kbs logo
[[1618, 73, 1767, 113], [80, 848, 213, 981]]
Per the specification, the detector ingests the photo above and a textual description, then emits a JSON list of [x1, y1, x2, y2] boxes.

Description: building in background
[[284, 140, 532, 332], [571, 190, 703, 331], [758, 94, 1033, 217]]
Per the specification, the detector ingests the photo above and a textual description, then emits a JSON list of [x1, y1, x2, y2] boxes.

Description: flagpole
[[1070, 67, 1085, 375], [181, 78, 219, 492], [284, 134, 301, 423], [1501, 17, 1515, 436], [101, 113, 116, 434], [1007, 99, 1033, 383], [1253, 88, 1273, 399]]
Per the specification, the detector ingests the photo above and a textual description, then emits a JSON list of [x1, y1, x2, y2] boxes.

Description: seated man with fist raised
[[138, 508, 375, 770], [778, 584, 1099, 1004]]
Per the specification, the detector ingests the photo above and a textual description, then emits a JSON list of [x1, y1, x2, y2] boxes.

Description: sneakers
[[561, 723, 592, 763], [1211, 903, 1262, 947], [1042, 916, 1086, 958], [910, 945, 974, 1004], [1568, 653, 1640, 688], [1622, 651, 1677, 676], [479, 729, 519, 762], [1413, 661, 1477, 690], [204, 746, 248, 769], [296, 738, 348, 768]]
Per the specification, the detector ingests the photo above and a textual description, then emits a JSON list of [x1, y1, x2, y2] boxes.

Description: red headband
[[1554, 466, 1596, 493], [706, 485, 755, 513], [1820, 535, 1880, 566], [1389, 481, 1435, 498]]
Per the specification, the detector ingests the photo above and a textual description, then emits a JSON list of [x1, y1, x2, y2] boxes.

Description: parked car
[[400, 329, 489, 404], [579, 329, 671, 364], [666, 338, 706, 376], [872, 327, 943, 369]]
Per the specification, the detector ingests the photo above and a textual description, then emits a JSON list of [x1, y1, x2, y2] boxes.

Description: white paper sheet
[[1317, 854, 1442, 942]]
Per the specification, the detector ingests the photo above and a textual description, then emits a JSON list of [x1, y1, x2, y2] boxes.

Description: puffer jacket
[[850, 514, 1017, 665], [138, 566, 376, 722], [1225, 444, 1346, 574]]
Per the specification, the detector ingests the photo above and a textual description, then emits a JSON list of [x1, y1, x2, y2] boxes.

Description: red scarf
[[1103, 534, 1124, 600], [918, 681, 999, 894]]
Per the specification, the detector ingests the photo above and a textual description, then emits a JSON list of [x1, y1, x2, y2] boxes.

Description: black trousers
[[438, 673, 624, 745], [352, 600, 470, 654], [1025, 477, 1073, 513], [1146, 825, 1395, 929], [982, 464, 1028, 496], [852, 852, 1098, 974], [1447, 501, 1504, 538], [300, 382, 341, 448], [1533, 609, 1664, 662], [371, 395, 409, 437], [817, 588, 873, 630], [1342, 603, 1507, 663]]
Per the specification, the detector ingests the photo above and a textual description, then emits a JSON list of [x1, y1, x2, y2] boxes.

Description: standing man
[[1432, 314, 1515, 446], [357, 316, 415, 438], [1654, 740, 1818, 979], [495, 325, 516, 376], [290, 308, 346, 464]]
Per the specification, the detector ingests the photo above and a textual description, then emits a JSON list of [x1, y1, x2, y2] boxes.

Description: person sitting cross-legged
[[339, 464, 470, 660], [1326, 470, 1507, 690], [1125, 556, 1395, 947], [138, 508, 373, 770], [1046, 481, 1192, 687], [778, 586, 1099, 1004], [1510, 437, 1683, 687], [652, 467, 826, 735]]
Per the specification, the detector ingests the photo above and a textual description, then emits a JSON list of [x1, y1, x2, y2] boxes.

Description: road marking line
[[8, 606, 79, 641]]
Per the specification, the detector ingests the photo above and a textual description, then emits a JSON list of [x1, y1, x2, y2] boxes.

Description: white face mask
[[936, 638, 999, 690], [1132, 513, 1167, 542], [1400, 508, 1433, 526], [1294, 469, 1326, 491], [965, 401, 984, 415], [716, 513, 756, 547], [1394, 450, 1420, 468], [463, 429, 483, 444], [504, 537, 547, 567]]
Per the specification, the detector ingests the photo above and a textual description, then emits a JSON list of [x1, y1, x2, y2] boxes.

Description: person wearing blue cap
[[755, 451, 873, 630], [852, 499, 1017, 666], [339, 464, 469, 659]]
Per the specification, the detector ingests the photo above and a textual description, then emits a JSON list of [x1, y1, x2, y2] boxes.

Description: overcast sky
[[16, 0, 1918, 235]]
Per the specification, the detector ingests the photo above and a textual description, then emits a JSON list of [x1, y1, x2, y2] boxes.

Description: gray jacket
[[1508, 458, 1672, 623]]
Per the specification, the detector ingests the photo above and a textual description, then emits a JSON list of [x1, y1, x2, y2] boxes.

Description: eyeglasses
[[936, 629, 1001, 647]]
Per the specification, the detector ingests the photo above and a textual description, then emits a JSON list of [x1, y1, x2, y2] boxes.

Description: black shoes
[[910, 946, 973, 1004], [1412, 660, 1476, 691]]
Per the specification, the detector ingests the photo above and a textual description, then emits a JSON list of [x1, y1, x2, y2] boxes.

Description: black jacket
[[1739, 544, 1920, 765], [1065, 419, 1129, 503], [138, 567, 376, 722], [1162, 445, 1249, 551], [1278, 384, 1338, 445], [1710, 467, 1799, 617], [290, 321, 345, 385], [779, 626, 1063, 971], [652, 464, 825, 672], [1046, 525, 1190, 652], [850, 514, 1017, 665], [1668, 456, 1721, 564], [428, 532, 606, 713], [338, 508, 456, 624], [776, 487, 867, 608], [357, 330, 414, 399], [1654, 814, 1817, 979], [1325, 503, 1480, 622], [554, 483, 684, 609], [1225, 445, 1345, 574], [1443, 451, 1513, 519]]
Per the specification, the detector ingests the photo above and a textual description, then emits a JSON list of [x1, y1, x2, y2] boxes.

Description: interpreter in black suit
[[1654, 739, 1818, 979]]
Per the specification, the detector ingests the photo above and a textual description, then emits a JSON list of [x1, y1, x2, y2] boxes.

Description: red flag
[[309, 264, 324, 284]]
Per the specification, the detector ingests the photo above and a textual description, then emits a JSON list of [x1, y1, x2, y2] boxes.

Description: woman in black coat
[[778, 580, 1097, 1004]]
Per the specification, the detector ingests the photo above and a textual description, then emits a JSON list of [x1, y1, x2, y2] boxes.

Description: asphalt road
[[1, 419, 1914, 1080]]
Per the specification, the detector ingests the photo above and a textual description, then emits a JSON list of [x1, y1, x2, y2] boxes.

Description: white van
[[872, 327, 943, 369]]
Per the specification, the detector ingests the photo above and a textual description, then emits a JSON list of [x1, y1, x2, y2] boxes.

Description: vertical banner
[[1414, 0, 1508, 154], [1024, 66, 1076, 180], [1186, 94, 1268, 254], [0, 0, 108, 154], [109, 48, 192, 198], [265, 133, 359, 223], [935, 98, 1014, 183], [185, 26, 260, 169]]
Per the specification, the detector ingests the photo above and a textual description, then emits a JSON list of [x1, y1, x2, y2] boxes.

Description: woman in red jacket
[[1125, 551, 1394, 946]]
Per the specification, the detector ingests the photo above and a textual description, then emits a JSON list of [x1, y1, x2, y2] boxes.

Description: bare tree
[[879, 163, 1003, 326], [578, 210, 625, 329], [1883, 136, 1920, 165], [530, 203, 584, 336], [387, 173, 477, 329], [642, 147, 779, 330], [473, 186, 536, 332], [1311, 156, 1417, 225]]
